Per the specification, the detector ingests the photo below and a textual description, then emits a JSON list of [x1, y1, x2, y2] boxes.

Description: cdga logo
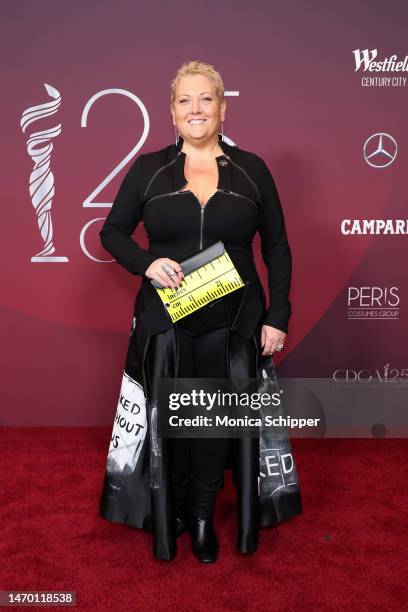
[[332, 364, 408, 384]]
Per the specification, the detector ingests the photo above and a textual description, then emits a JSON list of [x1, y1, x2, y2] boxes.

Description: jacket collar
[[144, 134, 236, 198], [175, 132, 230, 157]]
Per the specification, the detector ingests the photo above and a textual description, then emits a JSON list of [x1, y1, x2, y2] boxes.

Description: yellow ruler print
[[155, 251, 245, 323]]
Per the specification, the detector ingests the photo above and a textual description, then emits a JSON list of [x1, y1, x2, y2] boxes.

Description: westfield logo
[[353, 48, 408, 72]]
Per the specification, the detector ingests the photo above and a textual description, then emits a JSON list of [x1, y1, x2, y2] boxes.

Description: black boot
[[188, 484, 219, 563], [189, 515, 218, 563]]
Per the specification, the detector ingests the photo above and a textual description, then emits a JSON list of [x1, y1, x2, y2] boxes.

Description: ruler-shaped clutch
[[151, 241, 245, 323]]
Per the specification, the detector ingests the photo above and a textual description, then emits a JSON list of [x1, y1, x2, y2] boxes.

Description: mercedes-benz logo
[[363, 132, 398, 168]]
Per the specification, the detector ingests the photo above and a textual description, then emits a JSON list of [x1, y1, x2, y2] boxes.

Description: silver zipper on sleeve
[[219, 188, 258, 211], [144, 187, 190, 208], [223, 155, 261, 201], [144, 151, 182, 198]]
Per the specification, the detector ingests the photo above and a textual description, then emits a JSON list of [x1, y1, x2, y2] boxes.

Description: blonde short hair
[[170, 60, 225, 106]]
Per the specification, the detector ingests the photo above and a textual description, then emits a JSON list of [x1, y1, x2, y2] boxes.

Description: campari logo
[[341, 220, 408, 235]]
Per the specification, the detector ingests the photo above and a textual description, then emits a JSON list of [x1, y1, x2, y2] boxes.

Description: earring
[[174, 125, 179, 146], [221, 122, 224, 142]]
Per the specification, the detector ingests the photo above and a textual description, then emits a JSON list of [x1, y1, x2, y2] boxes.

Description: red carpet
[[1, 429, 407, 610]]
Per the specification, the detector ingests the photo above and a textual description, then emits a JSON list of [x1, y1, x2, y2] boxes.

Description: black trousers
[[170, 291, 243, 519]]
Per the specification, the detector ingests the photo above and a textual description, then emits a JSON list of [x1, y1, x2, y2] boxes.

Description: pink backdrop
[[2, 0, 407, 424]]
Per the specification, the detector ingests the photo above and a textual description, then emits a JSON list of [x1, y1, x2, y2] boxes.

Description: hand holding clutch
[[144, 257, 184, 290]]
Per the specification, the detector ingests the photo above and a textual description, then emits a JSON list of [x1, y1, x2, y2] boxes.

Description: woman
[[99, 60, 302, 563]]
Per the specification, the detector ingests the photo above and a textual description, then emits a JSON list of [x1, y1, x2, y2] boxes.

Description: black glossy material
[[189, 516, 219, 563], [99, 310, 303, 560]]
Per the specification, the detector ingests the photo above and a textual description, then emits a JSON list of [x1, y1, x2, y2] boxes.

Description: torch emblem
[[20, 83, 68, 262]]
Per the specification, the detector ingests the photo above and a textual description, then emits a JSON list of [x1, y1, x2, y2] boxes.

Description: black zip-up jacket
[[99, 134, 292, 336]]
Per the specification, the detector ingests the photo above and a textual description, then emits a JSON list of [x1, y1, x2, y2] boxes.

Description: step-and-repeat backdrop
[[2, 1, 407, 433]]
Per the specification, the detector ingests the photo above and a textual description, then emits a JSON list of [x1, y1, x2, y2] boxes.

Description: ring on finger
[[161, 263, 175, 277]]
